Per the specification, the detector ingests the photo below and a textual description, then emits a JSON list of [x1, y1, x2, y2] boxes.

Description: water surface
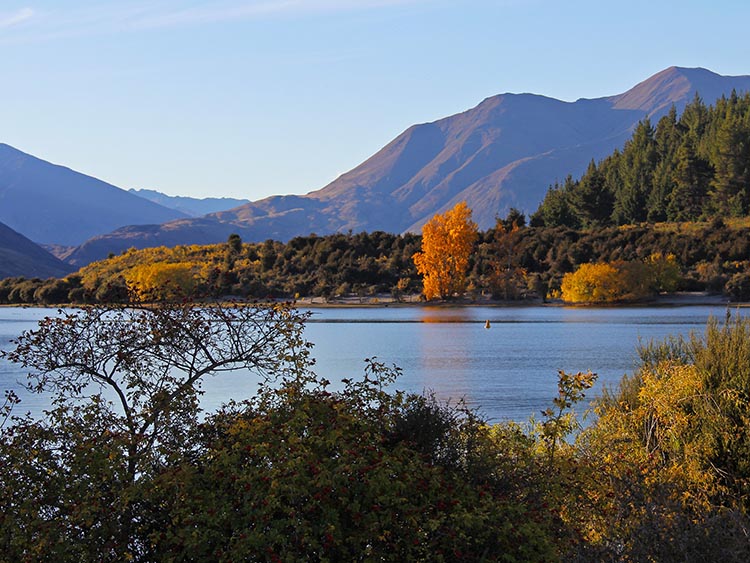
[[0, 304, 738, 422]]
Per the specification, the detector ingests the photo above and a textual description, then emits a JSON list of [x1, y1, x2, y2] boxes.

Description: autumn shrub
[[693, 259, 728, 293], [645, 252, 681, 292], [560, 262, 623, 303], [561, 254, 682, 303], [577, 316, 750, 560], [125, 262, 198, 300]]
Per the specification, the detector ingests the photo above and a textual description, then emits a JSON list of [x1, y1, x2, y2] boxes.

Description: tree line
[[533, 91, 750, 228], [4, 212, 750, 304]]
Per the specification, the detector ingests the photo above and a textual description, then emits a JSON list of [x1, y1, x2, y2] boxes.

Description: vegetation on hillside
[[3, 213, 750, 304], [2, 296, 750, 560], [533, 92, 750, 228]]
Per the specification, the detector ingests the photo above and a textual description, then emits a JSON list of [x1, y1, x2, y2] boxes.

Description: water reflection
[[413, 319, 475, 405], [419, 306, 475, 324]]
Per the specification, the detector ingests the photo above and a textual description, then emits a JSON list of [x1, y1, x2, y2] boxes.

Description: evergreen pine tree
[[680, 94, 709, 147], [531, 179, 580, 228], [648, 106, 684, 221], [708, 102, 750, 216], [569, 160, 614, 227], [612, 120, 657, 224], [666, 136, 712, 221]]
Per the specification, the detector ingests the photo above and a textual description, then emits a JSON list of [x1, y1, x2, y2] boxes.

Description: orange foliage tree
[[413, 202, 478, 300]]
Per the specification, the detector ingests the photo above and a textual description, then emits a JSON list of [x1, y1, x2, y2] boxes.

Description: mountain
[[0, 221, 72, 279], [0, 144, 188, 246], [128, 188, 250, 217], [220, 67, 750, 232], [66, 67, 750, 266]]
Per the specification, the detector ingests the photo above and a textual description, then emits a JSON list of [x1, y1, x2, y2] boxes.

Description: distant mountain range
[[128, 188, 249, 217], [5, 66, 750, 270], [0, 221, 72, 279], [0, 144, 187, 247]]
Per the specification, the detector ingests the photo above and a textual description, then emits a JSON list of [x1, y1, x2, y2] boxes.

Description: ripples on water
[[0, 304, 739, 423]]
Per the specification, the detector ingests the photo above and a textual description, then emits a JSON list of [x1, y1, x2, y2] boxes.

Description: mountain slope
[[67, 67, 750, 265], [0, 144, 188, 246], [128, 188, 250, 217], [0, 221, 72, 278]]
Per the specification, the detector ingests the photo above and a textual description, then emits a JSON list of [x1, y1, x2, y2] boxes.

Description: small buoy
[[484, 319, 491, 329]]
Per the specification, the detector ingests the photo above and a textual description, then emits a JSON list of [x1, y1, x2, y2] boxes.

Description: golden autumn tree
[[125, 262, 197, 301], [413, 202, 478, 300]]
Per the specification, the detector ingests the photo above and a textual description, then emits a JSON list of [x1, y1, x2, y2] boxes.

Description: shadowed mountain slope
[[66, 67, 750, 265], [0, 144, 187, 246], [0, 221, 72, 278]]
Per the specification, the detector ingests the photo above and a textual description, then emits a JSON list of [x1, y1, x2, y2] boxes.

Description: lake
[[0, 303, 740, 423]]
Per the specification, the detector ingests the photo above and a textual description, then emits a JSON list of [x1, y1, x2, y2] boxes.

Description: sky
[[1, 0, 749, 202]]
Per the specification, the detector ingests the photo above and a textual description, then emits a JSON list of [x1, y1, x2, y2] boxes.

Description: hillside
[[65, 67, 750, 265], [0, 144, 188, 246], [0, 221, 72, 279]]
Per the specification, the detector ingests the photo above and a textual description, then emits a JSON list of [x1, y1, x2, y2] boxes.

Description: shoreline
[[0, 292, 734, 310], [295, 291, 732, 308]]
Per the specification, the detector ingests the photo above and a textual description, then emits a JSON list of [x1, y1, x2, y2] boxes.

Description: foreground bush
[[153, 366, 559, 562], [577, 315, 750, 561], [0, 299, 564, 562]]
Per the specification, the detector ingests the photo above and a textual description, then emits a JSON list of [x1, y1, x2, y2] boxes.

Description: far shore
[[0, 291, 735, 310], [294, 291, 732, 308]]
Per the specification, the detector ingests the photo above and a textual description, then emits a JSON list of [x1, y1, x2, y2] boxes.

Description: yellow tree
[[560, 262, 623, 303], [125, 262, 197, 301], [413, 202, 478, 300]]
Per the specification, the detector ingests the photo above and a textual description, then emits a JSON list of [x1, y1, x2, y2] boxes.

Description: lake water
[[0, 304, 740, 423]]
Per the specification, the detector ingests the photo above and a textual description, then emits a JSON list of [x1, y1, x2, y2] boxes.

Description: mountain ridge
[[36, 67, 750, 266], [128, 188, 250, 217]]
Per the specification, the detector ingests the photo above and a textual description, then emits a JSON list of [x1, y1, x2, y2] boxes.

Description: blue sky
[[2, 0, 749, 201]]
